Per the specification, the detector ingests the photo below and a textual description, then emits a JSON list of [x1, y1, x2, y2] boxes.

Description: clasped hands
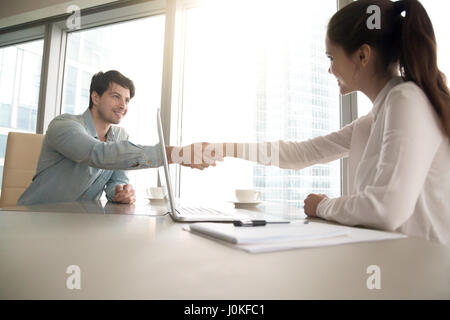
[[166, 142, 223, 170], [112, 184, 136, 204]]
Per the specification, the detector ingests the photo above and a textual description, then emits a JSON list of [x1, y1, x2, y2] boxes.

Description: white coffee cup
[[235, 189, 261, 202], [146, 187, 167, 199]]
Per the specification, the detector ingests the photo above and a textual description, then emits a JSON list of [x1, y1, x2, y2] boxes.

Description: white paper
[[189, 222, 348, 244], [185, 221, 407, 253]]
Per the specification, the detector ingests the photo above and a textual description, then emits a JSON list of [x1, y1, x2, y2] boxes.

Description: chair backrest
[[0, 132, 45, 208]]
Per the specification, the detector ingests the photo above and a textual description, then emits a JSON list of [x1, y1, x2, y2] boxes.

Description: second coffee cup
[[235, 189, 260, 202], [146, 187, 167, 199]]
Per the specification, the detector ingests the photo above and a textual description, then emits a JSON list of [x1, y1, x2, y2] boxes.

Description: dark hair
[[89, 70, 135, 108], [327, 0, 450, 140]]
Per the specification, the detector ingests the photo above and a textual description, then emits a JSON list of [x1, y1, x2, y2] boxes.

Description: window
[[357, 92, 372, 118], [0, 135, 7, 158], [1, 0, 375, 202], [0, 39, 44, 189], [421, 0, 450, 76], [61, 15, 165, 198], [178, 0, 341, 205]]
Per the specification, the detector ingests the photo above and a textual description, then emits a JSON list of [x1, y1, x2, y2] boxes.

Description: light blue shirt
[[17, 109, 163, 205]]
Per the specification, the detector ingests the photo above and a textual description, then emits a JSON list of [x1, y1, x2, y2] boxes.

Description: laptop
[[156, 109, 289, 223]]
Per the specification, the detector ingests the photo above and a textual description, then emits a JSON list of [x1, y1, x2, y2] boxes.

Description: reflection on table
[[1, 198, 307, 220]]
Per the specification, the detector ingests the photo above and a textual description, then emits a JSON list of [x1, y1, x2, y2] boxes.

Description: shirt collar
[[82, 108, 117, 142], [372, 76, 404, 120], [106, 126, 115, 142], [82, 108, 98, 139]]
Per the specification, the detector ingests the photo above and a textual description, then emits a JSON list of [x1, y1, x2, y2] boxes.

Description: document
[[186, 221, 407, 253], [189, 222, 347, 244]]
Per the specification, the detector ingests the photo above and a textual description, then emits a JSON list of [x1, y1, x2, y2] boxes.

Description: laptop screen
[[156, 109, 177, 216]]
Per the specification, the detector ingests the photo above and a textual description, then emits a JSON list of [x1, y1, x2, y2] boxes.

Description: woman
[[215, 0, 450, 245]]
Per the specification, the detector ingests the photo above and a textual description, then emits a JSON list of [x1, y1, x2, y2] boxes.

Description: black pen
[[233, 220, 291, 227]]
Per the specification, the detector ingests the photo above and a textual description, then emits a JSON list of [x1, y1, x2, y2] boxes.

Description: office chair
[[0, 132, 44, 208]]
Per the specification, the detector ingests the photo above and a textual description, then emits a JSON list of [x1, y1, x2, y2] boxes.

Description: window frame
[[338, 0, 358, 197], [0, 27, 46, 135], [40, 0, 167, 134]]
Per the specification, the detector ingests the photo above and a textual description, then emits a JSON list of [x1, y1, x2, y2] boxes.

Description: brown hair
[[327, 0, 450, 140], [89, 70, 135, 109]]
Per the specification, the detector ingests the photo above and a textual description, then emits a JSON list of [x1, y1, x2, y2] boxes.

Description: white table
[[0, 200, 449, 299]]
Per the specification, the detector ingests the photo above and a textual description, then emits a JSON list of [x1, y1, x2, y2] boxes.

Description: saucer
[[147, 197, 167, 204], [229, 200, 262, 208]]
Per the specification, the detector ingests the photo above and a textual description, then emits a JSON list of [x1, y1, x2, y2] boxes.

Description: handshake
[[166, 142, 225, 170]]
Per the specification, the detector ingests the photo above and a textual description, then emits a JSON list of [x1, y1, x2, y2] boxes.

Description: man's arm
[[46, 117, 163, 170], [47, 117, 215, 171]]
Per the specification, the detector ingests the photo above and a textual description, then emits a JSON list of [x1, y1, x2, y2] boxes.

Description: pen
[[233, 220, 291, 227]]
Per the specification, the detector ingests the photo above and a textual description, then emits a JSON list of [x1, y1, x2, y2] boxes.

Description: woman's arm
[[217, 115, 364, 169]]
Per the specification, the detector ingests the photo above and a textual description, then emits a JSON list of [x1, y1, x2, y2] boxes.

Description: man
[[18, 70, 214, 206]]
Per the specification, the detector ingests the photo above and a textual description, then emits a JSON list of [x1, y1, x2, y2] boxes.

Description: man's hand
[[167, 142, 224, 170], [112, 184, 136, 204], [304, 193, 328, 217]]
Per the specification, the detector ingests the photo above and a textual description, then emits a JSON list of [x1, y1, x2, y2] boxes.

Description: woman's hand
[[304, 193, 328, 217]]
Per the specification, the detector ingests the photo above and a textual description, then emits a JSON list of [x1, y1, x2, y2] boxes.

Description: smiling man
[[17, 70, 213, 206]]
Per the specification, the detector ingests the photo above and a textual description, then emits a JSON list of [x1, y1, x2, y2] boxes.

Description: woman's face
[[325, 36, 360, 95]]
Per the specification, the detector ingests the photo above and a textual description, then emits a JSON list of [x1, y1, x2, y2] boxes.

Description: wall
[[0, 0, 119, 29]]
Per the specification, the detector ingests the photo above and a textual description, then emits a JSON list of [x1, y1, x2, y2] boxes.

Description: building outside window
[[178, 0, 341, 207]]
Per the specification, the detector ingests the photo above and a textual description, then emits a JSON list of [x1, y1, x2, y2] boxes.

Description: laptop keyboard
[[177, 206, 233, 216]]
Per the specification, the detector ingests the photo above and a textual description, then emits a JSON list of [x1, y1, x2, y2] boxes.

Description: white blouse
[[252, 77, 450, 245]]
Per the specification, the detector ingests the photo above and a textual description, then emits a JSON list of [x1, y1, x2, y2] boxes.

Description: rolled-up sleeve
[[316, 85, 443, 231], [104, 170, 129, 201], [46, 117, 163, 170]]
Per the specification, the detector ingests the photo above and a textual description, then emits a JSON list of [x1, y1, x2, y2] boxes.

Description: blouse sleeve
[[235, 116, 365, 170]]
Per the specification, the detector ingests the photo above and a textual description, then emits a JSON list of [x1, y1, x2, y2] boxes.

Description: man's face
[[92, 82, 131, 125]]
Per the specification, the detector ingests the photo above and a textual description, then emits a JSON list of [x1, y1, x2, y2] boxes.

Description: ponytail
[[328, 0, 450, 140], [396, 0, 450, 140]]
